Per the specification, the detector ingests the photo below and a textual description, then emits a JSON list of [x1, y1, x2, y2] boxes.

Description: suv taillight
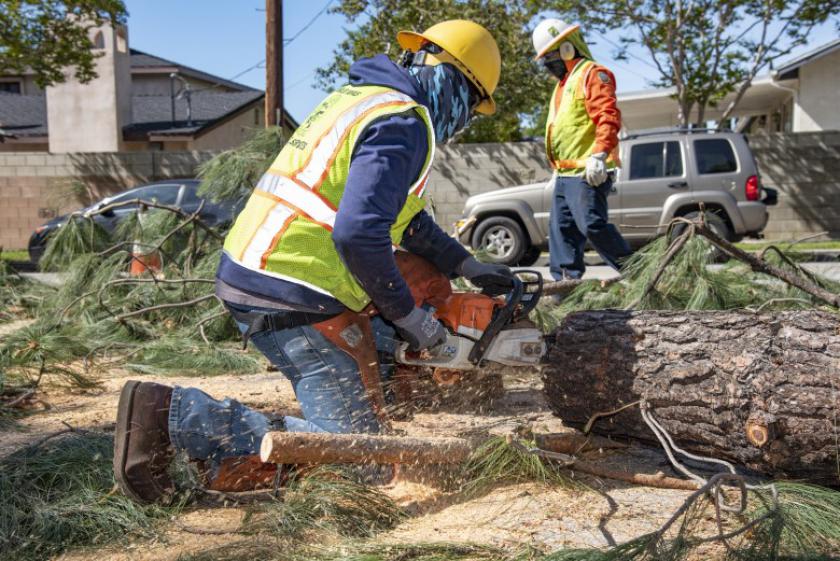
[[745, 175, 760, 201]]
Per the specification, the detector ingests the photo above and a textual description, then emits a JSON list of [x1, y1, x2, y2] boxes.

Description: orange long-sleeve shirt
[[556, 59, 622, 155]]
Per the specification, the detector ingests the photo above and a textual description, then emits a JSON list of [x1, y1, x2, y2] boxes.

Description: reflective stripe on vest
[[223, 84, 436, 311], [545, 60, 619, 176]]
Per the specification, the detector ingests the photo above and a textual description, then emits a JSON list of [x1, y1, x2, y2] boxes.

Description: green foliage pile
[[0, 260, 51, 325], [532, 233, 840, 333], [0, 431, 174, 561], [461, 436, 570, 496], [0, 134, 291, 417], [243, 466, 403, 539]]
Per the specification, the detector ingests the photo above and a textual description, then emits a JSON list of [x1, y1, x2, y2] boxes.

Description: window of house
[[0, 81, 22, 94], [694, 138, 737, 174], [629, 141, 683, 180]]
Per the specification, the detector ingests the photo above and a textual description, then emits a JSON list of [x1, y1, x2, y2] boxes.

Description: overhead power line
[[284, 0, 334, 46]]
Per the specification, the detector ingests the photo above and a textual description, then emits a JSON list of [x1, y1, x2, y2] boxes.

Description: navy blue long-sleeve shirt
[[216, 55, 468, 319]]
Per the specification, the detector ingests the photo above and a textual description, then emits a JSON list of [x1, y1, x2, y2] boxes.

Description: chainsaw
[[395, 270, 546, 370]]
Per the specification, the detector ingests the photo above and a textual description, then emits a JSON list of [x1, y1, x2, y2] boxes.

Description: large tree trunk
[[542, 310, 840, 486]]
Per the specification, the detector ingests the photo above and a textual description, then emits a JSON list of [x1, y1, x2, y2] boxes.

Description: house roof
[[776, 37, 840, 80], [0, 93, 48, 137], [129, 49, 259, 93], [124, 90, 265, 139], [0, 90, 298, 141], [0, 48, 300, 141]]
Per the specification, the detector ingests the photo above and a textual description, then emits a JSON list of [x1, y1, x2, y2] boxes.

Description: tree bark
[[542, 310, 840, 486]]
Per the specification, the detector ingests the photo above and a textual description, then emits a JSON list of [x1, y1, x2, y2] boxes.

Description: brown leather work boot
[[113, 380, 175, 504]]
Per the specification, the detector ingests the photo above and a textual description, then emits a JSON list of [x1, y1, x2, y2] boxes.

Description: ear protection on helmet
[[559, 41, 576, 61]]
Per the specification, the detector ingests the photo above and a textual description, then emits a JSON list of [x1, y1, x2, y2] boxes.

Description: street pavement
[[515, 255, 840, 282], [20, 259, 840, 285]]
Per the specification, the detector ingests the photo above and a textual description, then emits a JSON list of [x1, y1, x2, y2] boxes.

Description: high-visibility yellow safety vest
[[223, 84, 435, 311], [545, 59, 618, 176]]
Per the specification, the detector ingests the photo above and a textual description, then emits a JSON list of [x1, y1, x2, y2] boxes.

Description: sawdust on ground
[[1, 358, 700, 560]]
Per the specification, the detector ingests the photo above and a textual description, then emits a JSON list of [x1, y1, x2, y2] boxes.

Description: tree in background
[[0, 0, 127, 87], [316, 0, 553, 143], [549, 0, 840, 127]]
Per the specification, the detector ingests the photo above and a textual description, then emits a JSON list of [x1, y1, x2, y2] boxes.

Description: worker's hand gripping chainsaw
[[394, 253, 546, 370]]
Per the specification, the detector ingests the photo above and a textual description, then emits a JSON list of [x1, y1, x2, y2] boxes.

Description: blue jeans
[[548, 175, 632, 280], [168, 303, 398, 466]]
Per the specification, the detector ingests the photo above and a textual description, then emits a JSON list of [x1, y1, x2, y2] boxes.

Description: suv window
[[629, 141, 683, 180], [695, 138, 737, 174]]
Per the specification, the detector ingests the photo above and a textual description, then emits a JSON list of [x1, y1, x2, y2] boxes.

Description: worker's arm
[[584, 65, 621, 155], [401, 211, 469, 277], [333, 113, 430, 321]]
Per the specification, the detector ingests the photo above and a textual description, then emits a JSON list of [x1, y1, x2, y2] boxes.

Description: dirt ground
[[1, 348, 699, 561]]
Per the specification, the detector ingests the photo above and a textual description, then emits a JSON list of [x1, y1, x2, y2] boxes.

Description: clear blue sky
[[123, 0, 838, 123]]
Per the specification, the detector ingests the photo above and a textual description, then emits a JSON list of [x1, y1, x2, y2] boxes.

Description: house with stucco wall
[[0, 24, 297, 153], [617, 38, 840, 133]]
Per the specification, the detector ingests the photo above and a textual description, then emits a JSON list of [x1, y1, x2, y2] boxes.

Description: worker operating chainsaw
[[113, 20, 515, 504], [532, 19, 632, 281]]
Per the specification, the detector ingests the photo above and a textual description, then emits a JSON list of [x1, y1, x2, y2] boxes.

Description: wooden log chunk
[[259, 431, 474, 465], [542, 310, 840, 486]]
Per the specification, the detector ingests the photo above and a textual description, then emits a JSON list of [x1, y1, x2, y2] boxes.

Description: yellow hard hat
[[397, 20, 500, 115]]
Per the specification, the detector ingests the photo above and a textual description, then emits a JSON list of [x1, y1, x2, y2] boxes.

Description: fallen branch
[[696, 223, 840, 308], [115, 293, 216, 322], [625, 225, 693, 310], [79, 198, 223, 240], [260, 431, 475, 465], [568, 460, 701, 491]]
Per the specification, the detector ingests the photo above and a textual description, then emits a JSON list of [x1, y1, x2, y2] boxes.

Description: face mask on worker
[[542, 57, 567, 81], [542, 42, 577, 81], [408, 53, 477, 143]]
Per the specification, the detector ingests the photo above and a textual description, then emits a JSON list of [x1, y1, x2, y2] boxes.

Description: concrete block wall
[[0, 151, 214, 250], [426, 142, 549, 232], [1, 133, 838, 251], [748, 131, 840, 240]]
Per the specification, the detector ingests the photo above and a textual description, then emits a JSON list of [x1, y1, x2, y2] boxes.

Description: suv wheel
[[472, 216, 527, 266], [673, 211, 733, 241], [671, 211, 733, 260]]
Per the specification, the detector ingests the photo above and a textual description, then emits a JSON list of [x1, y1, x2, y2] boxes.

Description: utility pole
[[265, 0, 283, 128]]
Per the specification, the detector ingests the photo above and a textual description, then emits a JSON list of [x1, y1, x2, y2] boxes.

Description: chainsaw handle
[[468, 276, 524, 365], [512, 270, 543, 322]]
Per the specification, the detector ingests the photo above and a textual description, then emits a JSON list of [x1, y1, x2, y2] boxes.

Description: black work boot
[[113, 380, 175, 504]]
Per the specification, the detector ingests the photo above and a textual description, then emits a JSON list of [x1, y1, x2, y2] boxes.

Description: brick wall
[[1, 133, 838, 251], [0, 151, 215, 250]]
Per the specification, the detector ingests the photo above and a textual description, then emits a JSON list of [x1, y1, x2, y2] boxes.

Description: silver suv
[[456, 129, 777, 266]]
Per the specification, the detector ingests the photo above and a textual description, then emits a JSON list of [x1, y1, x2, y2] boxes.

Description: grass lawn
[[735, 240, 840, 251], [0, 250, 28, 262]]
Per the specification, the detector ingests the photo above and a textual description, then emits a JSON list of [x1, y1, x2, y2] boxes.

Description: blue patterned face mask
[[409, 60, 476, 143]]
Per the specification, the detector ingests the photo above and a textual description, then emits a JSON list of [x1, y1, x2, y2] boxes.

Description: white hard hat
[[532, 18, 580, 60]]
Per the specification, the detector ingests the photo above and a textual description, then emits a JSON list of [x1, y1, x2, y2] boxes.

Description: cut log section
[[260, 431, 474, 465], [542, 310, 840, 486]]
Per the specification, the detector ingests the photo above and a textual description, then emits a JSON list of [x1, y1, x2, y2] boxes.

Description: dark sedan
[[28, 180, 237, 263]]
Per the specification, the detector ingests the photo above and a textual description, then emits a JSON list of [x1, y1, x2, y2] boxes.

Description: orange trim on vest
[[266, 169, 339, 211], [238, 191, 280, 261], [306, 101, 417, 194], [253, 188, 335, 232], [260, 212, 297, 269]]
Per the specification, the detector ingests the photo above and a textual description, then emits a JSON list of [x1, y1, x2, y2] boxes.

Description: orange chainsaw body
[[394, 251, 501, 336]]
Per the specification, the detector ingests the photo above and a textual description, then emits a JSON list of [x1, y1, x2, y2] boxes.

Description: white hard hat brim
[[533, 24, 580, 60]]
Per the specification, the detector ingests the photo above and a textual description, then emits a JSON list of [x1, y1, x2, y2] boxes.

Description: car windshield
[[85, 184, 182, 213]]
